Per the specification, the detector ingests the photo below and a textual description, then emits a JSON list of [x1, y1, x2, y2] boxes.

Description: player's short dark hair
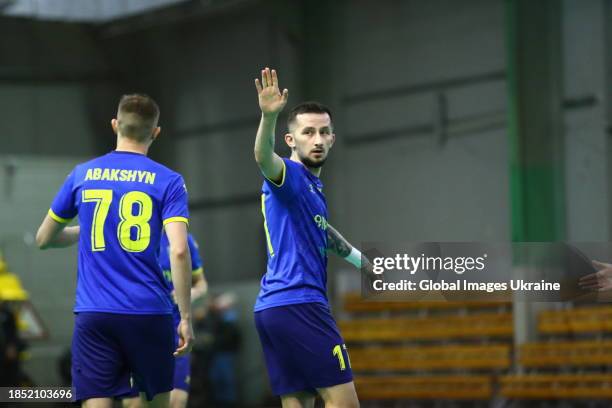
[[287, 101, 333, 131], [117, 94, 160, 142]]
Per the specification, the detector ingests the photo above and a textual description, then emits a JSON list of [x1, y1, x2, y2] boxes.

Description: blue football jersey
[[159, 232, 203, 290], [159, 232, 203, 324], [49, 150, 189, 314], [254, 158, 329, 312]]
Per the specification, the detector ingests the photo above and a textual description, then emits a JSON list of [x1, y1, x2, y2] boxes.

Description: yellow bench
[[538, 306, 612, 334], [350, 344, 511, 371], [356, 375, 493, 400], [339, 312, 513, 341], [520, 340, 612, 367], [501, 374, 612, 399]]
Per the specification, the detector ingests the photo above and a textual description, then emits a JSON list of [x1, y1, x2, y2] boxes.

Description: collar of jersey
[[293, 159, 323, 184], [111, 150, 146, 156]]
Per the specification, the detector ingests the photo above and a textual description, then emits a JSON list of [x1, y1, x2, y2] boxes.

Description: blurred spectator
[[0, 300, 19, 386], [58, 348, 72, 386], [189, 301, 214, 407], [208, 293, 241, 408]]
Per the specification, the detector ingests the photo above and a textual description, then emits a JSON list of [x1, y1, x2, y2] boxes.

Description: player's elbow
[[254, 148, 265, 165], [170, 244, 189, 260], [35, 230, 51, 250], [194, 278, 208, 297], [254, 147, 273, 167]]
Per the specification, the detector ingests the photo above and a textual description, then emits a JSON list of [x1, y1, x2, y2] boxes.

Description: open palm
[[579, 260, 612, 291], [255, 67, 289, 116]]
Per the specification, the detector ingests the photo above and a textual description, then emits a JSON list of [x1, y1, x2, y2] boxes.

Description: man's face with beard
[[286, 112, 335, 169]]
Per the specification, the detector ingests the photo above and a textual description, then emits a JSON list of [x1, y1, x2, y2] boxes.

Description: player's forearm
[[37, 222, 79, 250], [191, 278, 207, 303], [48, 226, 80, 248], [327, 224, 372, 271], [254, 113, 278, 167], [170, 248, 192, 321], [326, 224, 353, 258]]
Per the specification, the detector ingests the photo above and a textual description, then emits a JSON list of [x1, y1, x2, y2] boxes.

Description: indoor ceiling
[[0, 0, 189, 22]]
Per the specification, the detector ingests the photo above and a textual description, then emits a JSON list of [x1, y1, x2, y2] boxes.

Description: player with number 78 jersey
[[36, 94, 194, 407], [51, 151, 187, 313]]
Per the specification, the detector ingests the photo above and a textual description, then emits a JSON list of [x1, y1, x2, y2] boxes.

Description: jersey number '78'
[[82, 189, 153, 252]]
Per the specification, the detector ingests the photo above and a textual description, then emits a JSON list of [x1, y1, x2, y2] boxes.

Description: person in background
[[124, 231, 208, 408], [208, 293, 241, 408], [0, 300, 19, 386]]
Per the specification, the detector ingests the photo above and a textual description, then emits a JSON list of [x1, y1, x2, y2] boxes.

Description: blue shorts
[[71, 312, 175, 402], [170, 309, 191, 392], [173, 354, 191, 391], [254, 302, 353, 396], [125, 354, 191, 398], [125, 310, 190, 398]]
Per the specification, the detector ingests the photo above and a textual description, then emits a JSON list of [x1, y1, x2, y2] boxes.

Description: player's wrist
[[261, 111, 280, 120], [345, 247, 362, 268]]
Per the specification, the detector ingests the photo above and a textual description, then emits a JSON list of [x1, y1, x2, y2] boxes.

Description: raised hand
[[579, 260, 612, 291], [255, 67, 289, 116]]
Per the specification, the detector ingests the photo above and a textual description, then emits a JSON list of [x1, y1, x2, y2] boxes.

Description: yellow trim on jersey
[[48, 209, 72, 224], [163, 216, 189, 226], [264, 160, 286, 188], [261, 194, 275, 257], [192, 267, 204, 277]]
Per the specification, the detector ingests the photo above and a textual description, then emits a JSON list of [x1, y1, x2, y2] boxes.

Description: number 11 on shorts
[[332, 344, 351, 371]]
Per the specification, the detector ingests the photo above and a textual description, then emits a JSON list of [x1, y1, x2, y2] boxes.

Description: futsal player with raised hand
[[35, 94, 194, 408], [253, 67, 367, 408]]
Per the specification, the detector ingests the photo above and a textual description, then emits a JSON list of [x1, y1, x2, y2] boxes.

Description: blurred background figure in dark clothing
[[191, 292, 241, 408], [208, 292, 241, 408], [0, 300, 20, 386], [58, 348, 72, 387]]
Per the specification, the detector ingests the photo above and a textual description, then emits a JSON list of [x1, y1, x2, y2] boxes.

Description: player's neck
[[115, 137, 150, 156], [290, 155, 322, 178], [309, 167, 322, 178]]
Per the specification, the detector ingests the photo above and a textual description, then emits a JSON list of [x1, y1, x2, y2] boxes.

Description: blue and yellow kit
[[254, 158, 353, 395], [50, 150, 189, 315], [255, 158, 329, 311]]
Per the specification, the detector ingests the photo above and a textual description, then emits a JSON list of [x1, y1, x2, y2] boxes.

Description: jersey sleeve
[[187, 235, 204, 274], [262, 158, 301, 201], [162, 174, 189, 226], [49, 169, 77, 223]]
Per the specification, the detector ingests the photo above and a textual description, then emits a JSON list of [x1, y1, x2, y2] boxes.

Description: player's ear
[[111, 119, 118, 134], [285, 133, 296, 150], [152, 126, 161, 140], [329, 133, 336, 149]]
